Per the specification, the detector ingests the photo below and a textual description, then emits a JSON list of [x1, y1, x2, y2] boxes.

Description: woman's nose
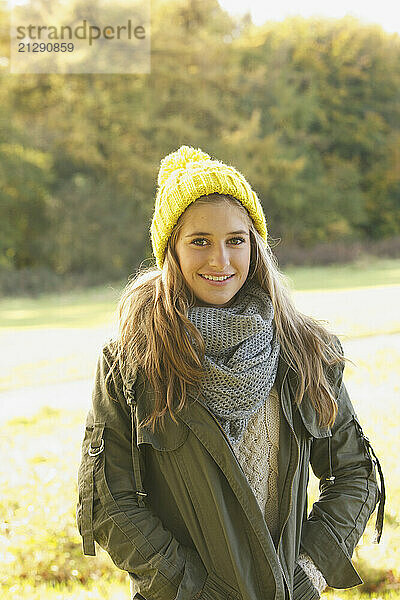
[[208, 243, 229, 269]]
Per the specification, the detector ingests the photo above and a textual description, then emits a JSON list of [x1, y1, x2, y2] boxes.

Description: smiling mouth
[[199, 274, 235, 282]]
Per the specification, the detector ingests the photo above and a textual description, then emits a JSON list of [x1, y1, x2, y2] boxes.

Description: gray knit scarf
[[186, 279, 280, 445]]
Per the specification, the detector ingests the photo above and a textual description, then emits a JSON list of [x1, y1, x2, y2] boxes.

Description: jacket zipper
[[277, 365, 300, 600]]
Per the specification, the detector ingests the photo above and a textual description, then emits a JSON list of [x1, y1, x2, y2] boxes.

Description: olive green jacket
[[77, 340, 383, 600]]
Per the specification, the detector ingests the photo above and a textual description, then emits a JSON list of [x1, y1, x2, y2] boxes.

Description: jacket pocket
[[293, 564, 319, 600], [197, 570, 241, 600], [134, 374, 190, 451], [297, 394, 331, 440], [136, 412, 189, 451]]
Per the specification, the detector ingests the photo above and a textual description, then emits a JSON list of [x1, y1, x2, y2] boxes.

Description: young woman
[[77, 145, 384, 600]]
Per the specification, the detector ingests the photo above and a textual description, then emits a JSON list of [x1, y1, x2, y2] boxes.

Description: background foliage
[[1, 0, 400, 295]]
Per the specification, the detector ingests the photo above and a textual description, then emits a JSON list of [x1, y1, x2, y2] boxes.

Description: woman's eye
[[230, 237, 245, 245], [191, 237, 245, 246]]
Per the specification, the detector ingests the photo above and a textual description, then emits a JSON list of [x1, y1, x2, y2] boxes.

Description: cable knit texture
[[297, 553, 328, 596], [232, 385, 281, 542]]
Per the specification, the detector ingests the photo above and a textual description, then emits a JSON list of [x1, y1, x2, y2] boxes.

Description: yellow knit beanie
[[150, 145, 268, 269]]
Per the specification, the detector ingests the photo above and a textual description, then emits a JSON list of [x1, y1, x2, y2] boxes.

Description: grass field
[[0, 258, 399, 599]]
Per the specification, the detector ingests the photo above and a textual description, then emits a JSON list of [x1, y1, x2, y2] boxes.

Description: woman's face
[[175, 200, 251, 307]]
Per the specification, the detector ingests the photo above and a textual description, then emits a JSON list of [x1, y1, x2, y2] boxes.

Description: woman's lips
[[198, 274, 235, 285]]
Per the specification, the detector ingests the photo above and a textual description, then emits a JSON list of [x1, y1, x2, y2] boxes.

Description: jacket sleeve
[[76, 343, 207, 600], [300, 341, 384, 590]]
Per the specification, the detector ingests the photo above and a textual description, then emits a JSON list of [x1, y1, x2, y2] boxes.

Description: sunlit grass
[[4, 578, 129, 600], [285, 258, 400, 292], [325, 592, 400, 600], [0, 407, 125, 595], [0, 281, 123, 329], [0, 353, 97, 392]]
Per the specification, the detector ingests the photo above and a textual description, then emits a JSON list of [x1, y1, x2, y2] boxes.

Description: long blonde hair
[[108, 194, 343, 431]]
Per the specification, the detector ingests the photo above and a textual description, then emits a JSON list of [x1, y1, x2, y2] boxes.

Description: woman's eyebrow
[[185, 230, 249, 237]]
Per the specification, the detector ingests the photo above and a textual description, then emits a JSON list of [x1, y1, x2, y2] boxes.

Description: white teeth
[[201, 274, 233, 281]]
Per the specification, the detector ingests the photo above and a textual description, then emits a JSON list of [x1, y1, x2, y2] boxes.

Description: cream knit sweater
[[231, 385, 327, 597]]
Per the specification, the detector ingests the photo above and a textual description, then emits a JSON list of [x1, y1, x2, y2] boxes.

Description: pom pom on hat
[[157, 145, 212, 188], [151, 145, 268, 269]]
